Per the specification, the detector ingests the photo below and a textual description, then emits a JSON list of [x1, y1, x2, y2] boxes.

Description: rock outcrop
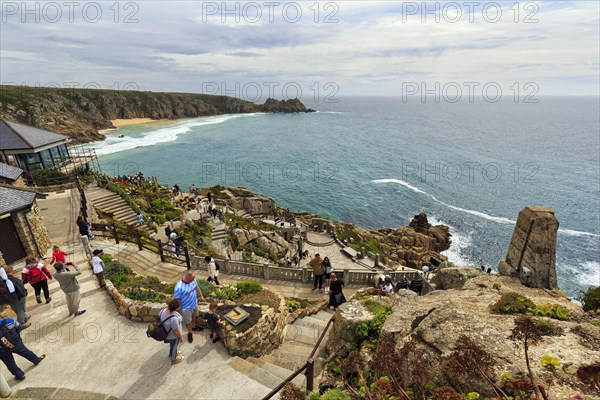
[[378, 274, 598, 399], [430, 266, 483, 289], [334, 213, 451, 269], [498, 206, 559, 289], [230, 228, 290, 259], [0, 85, 314, 143]]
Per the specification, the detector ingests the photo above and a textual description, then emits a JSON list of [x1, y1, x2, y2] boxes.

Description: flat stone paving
[[4, 189, 367, 399]]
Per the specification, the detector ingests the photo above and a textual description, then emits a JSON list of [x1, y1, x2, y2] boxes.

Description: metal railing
[[262, 315, 335, 399]]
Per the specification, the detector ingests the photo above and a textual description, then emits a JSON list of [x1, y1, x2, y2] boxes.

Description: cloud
[[0, 1, 598, 96]]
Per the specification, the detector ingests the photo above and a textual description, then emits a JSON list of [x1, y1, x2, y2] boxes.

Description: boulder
[[431, 266, 483, 290], [326, 301, 373, 355]]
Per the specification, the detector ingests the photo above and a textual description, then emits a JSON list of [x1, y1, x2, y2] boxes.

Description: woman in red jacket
[[22, 256, 53, 304]]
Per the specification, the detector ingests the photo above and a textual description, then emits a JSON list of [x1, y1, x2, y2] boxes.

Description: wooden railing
[[262, 315, 335, 399], [91, 222, 191, 269]]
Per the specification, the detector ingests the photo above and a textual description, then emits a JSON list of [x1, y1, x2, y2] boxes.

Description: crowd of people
[[0, 244, 106, 380], [112, 172, 159, 189]]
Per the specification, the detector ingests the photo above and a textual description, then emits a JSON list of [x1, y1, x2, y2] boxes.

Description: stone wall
[[105, 279, 293, 359], [498, 206, 559, 289], [11, 201, 51, 258], [218, 291, 289, 358]]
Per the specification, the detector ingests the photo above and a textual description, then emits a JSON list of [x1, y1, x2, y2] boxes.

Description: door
[[0, 215, 27, 264]]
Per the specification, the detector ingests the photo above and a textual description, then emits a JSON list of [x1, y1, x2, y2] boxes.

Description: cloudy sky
[[1, 1, 598, 100]]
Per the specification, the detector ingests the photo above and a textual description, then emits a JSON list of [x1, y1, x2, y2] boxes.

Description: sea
[[87, 96, 600, 299]]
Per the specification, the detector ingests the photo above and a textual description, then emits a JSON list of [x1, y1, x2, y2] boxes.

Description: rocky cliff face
[[326, 273, 599, 399], [0, 85, 314, 143], [334, 213, 451, 269]]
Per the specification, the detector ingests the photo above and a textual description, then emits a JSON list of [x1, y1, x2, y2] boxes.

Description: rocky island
[[0, 85, 314, 143]]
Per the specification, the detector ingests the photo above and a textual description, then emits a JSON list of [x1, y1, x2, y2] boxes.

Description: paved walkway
[[4, 188, 370, 398]]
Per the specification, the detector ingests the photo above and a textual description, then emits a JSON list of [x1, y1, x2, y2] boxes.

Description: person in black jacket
[[0, 317, 45, 380], [0, 267, 30, 329]]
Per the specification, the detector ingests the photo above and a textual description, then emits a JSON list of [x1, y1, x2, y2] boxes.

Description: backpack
[[0, 319, 21, 355], [0, 280, 17, 304], [26, 264, 43, 282], [146, 310, 175, 341], [215, 262, 220, 271]]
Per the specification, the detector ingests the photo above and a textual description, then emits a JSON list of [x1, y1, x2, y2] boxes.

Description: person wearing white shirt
[[91, 249, 106, 289]]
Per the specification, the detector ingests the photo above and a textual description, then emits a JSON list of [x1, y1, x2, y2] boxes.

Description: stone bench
[[342, 247, 358, 258]]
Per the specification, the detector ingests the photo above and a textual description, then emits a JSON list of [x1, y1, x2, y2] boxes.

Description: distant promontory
[[0, 85, 314, 143]]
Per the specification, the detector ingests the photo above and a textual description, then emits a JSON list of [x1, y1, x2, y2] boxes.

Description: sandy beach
[[110, 118, 165, 128]]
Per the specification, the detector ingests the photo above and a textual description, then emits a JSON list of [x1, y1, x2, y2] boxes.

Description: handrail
[[309, 315, 334, 359], [262, 314, 335, 399]]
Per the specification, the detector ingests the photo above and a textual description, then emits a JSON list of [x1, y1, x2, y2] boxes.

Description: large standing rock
[[498, 206, 559, 289]]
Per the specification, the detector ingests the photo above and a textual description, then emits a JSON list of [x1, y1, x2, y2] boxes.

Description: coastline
[[110, 118, 166, 128]]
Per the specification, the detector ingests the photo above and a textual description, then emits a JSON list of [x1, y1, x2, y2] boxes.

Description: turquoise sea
[[89, 97, 600, 298]]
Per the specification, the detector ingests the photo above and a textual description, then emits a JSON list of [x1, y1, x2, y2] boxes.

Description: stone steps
[[233, 308, 333, 392], [86, 187, 139, 228], [11, 387, 117, 400]]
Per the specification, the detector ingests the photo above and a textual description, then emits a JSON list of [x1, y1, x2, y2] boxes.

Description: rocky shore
[[0, 85, 314, 143]]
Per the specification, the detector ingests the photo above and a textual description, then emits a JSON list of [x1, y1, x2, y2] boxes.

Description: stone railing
[[191, 255, 431, 292]]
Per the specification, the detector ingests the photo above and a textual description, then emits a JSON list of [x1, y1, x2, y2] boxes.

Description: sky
[[1, 1, 599, 101]]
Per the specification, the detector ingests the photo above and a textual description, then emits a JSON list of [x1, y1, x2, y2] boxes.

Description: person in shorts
[[173, 271, 205, 343]]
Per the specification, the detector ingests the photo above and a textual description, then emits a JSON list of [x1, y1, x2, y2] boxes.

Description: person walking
[[50, 244, 68, 265], [91, 250, 106, 289], [136, 211, 144, 227], [322, 256, 334, 292], [205, 256, 220, 286], [77, 215, 93, 240], [327, 273, 347, 309], [22, 256, 52, 304], [0, 316, 45, 380], [53, 262, 86, 317], [159, 298, 185, 365], [1, 267, 30, 328], [309, 253, 324, 292], [173, 272, 205, 343]]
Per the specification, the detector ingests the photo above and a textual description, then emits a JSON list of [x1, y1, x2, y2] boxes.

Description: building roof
[[0, 185, 36, 214], [0, 119, 70, 151], [0, 162, 23, 181]]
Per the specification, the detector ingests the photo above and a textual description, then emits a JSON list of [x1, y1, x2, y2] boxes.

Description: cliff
[[0, 85, 314, 143], [325, 272, 600, 399]]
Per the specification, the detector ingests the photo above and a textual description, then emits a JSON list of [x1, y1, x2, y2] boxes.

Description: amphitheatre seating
[[342, 246, 358, 258]]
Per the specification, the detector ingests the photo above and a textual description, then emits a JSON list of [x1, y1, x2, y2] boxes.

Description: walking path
[[3, 188, 365, 399]]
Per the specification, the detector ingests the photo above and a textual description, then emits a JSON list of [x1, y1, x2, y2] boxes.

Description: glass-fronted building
[[0, 119, 72, 171]]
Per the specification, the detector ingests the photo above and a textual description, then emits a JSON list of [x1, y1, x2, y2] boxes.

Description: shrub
[[163, 282, 175, 295], [235, 281, 262, 296], [355, 300, 392, 341], [534, 304, 570, 320], [541, 355, 561, 369], [164, 209, 183, 221], [31, 168, 69, 185], [286, 299, 301, 313], [490, 292, 535, 314], [214, 286, 238, 301], [280, 383, 305, 400], [197, 279, 216, 298], [579, 286, 600, 312], [320, 389, 351, 400]]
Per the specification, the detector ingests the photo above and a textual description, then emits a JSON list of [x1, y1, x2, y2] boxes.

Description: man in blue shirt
[[0, 317, 45, 380], [173, 271, 205, 343]]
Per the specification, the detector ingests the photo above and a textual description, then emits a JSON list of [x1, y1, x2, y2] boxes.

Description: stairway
[[229, 309, 334, 391], [10, 387, 117, 400], [235, 209, 251, 219], [86, 186, 139, 227]]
